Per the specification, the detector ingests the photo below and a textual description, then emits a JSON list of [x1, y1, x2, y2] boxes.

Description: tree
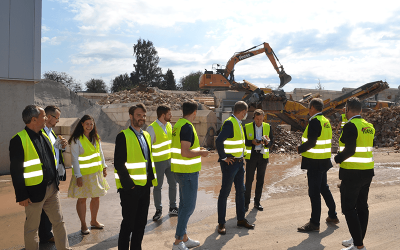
[[132, 38, 162, 87], [43, 70, 82, 92], [180, 71, 202, 91], [315, 79, 324, 90], [160, 69, 177, 90], [111, 73, 134, 93], [85, 78, 107, 93]]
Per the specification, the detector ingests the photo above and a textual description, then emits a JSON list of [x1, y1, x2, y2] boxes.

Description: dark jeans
[[39, 209, 54, 242], [118, 186, 150, 250], [340, 174, 373, 247], [218, 160, 246, 225], [245, 153, 268, 206], [307, 168, 337, 226]]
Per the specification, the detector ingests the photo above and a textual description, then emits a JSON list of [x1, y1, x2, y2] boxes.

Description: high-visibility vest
[[74, 135, 103, 176], [244, 122, 270, 159], [339, 118, 375, 170], [41, 129, 64, 166], [222, 116, 246, 158], [149, 121, 172, 162], [114, 129, 158, 188], [301, 115, 332, 159], [14, 130, 56, 186], [341, 114, 348, 129], [171, 118, 201, 173]]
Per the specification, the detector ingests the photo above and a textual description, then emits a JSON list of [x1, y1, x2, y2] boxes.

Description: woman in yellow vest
[[67, 115, 109, 234]]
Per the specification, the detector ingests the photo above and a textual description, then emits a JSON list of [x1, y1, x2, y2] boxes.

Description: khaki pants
[[24, 183, 71, 250]]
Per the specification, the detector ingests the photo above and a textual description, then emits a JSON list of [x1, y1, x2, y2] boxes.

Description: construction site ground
[[1, 143, 399, 250]]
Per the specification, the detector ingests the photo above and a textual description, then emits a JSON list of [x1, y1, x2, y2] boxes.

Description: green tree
[[85, 78, 107, 93], [43, 70, 82, 92], [132, 38, 162, 87], [180, 71, 202, 91], [160, 69, 177, 90], [111, 73, 134, 93]]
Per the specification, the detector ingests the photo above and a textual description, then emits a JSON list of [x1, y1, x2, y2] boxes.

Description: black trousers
[[39, 209, 54, 242], [340, 174, 373, 247], [118, 185, 150, 250], [245, 152, 268, 206]]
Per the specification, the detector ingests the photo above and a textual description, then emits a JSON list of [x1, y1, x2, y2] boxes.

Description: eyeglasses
[[51, 115, 60, 121]]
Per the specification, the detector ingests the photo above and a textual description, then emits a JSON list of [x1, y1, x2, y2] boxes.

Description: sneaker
[[341, 245, 366, 250], [172, 241, 188, 250], [326, 216, 340, 224], [297, 221, 319, 232], [153, 209, 162, 221], [169, 207, 179, 216], [342, 238, 354, 247], [184, 237, 200, 248]]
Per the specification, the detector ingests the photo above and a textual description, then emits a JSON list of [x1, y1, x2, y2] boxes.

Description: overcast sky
[[41, 0, 400, 92]]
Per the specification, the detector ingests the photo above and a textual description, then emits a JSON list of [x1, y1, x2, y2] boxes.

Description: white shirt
[[254, 123, 263, 151], [146, 119, 168, 145], [43, 126, 65, 177], [71, 138, 107, 178]]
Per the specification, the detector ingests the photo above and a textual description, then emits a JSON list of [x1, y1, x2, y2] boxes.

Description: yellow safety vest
[[222, 116, 246, 158], [171, 118, 201, 173], [74, 135, 103, 176], [244, 122, 270, 159], [301, 115, 332, 159], [149, 121, 172, 162], [341, 114, 348, 129], [114, 128, 158, 188], [41, 129, 65, 165], [339, 118, 374, 170]]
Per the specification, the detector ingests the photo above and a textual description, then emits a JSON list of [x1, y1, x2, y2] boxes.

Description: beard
[[165, 116, 171, 122], [132, 118, 145, 127]]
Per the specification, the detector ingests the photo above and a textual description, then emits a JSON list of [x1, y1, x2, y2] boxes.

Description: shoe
[[297, 221, 319, 232], [326, 216, 339, 224], [218, 223, 226, 235], [172, 241, 189, 250], [169, 207, 179, 216], [245, 204, 249, 212], [342, 238, 354, 247], [91, 223, 105, 229], [184, 237, 200, 248], [254, 203, 263, 211], [153, 209, 162, 221], [237, 219, 255, 229], [81, 228, 90, 235], [341, 245, 366, 250]]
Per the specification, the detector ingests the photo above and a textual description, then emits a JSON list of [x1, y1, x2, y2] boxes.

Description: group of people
[[9, 96, 374, 250]]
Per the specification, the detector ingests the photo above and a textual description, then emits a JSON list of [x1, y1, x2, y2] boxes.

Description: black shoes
[[169, 207, 179, 216], [297, 221, 320, 232], [153, 209, 162, 221], [254, 203, 263, 211]]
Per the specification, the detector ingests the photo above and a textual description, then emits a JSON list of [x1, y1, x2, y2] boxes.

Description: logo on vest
[[324, 122, 331, 129], [172, 129, 177, 137], [362, 127, 374, 134]]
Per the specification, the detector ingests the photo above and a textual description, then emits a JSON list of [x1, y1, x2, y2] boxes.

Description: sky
[[41, 0, 400, 92]]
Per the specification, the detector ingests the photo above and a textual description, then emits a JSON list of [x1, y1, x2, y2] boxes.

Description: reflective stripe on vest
[[341, 114, 348, 128], [301, 115, 332, 159], [74, 135, 103, 176], [244, 122, 270, 159], [171, 118, 201, 173], [339, 118, 374, 170], [222, 116, 246, 158], [149, 121, 172, 162]]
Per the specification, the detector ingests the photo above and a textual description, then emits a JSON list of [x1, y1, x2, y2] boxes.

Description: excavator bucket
[[279, 71, 292, 89]]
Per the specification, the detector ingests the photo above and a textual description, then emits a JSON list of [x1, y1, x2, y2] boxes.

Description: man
[[38, 105, 68, 243], [146, 105, 178, 221], [114, 103, 158, 250], [171, 101, 208, 250], [335, 97, 374, 250], [336, 107, 348, 134], [9, 105, 71, 250], [216, 101, 255, 235], [243, 109, 274, 212], [297, 98, 339, 232]]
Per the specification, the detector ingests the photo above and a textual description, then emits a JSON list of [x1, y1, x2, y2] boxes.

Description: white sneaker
[[184, 237, 200, 248], [172, 241, 189, 250], [341, 245, 366, 250], [342, 238, 353, 247]]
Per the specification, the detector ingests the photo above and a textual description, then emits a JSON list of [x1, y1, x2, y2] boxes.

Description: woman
[[68, 115, 109, 234]]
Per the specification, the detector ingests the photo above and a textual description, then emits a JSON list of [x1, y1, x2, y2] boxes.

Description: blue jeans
[[175, 172, 198, 240], [218, 161, 246, 225]]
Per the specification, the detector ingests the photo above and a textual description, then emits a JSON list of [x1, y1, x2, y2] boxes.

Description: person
[[216, 101, 255, 235], [9, 105, 71, 250], [67, 115, 109, 235], [38, 105, 68, 243], [297, 98, 339, 232], [243, 109, 274, 212], [171, 101, 209, 250], [336, 107, 348, 134], [114, 103, 158, 250], [146, 105, 178, 221], [334, 97, 374, 250]]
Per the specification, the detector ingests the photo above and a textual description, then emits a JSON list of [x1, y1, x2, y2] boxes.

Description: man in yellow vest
[[9, 105, 71, 250], [146, 105, 178, 221], [216, 101, 255, 235], [171, 101, 209, 250], [336, 107, 348, 134], [243, 109, 274, 212], [334, 97, 374, 250], [114, 103, 157, 250], [297, 98, 339, 232]]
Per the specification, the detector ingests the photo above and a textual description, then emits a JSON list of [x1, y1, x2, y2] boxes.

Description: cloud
[[42, 36, 65, 45]]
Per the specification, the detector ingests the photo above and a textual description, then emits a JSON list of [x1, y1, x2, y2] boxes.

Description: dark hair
[[233, 101, 248, 114], [22, 105, 41, 124], [44, 105, 61, 116], [68, 115, 100, 144], [253, 109, 264, 118], [182, 102, 198, 116], [346, 97, 362, 113], [156, 105, 171, 119], [309, 98, 324, 112], [129, 103, 147, 116]]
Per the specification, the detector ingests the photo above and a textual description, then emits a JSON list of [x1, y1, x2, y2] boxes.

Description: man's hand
[[252, 139, 261, 146], [103, 168, 107, 177], [19, 198, 32, 207], [223, 157, 234, 165], [200, 150, 209, 157], [77, 177, 83, 187], [58, 136, 68, 149]]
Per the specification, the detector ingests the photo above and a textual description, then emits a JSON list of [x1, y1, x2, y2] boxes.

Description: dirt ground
[[1, 143, 399, 250]]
